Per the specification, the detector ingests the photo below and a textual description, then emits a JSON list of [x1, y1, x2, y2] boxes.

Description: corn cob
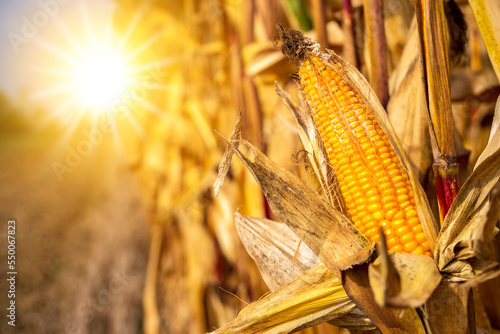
[[276, 28, 432, 257]]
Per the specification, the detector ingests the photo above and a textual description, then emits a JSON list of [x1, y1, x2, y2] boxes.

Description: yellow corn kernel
[[395, 226, 411, 237], [390, 244, 404, 253], [298, 55, 432, 256], [404, 241, 419, 253], [386, 237, 400, 249], [413, 246, 425, 255]]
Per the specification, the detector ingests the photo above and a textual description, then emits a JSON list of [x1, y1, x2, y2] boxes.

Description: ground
[[0, 127, 149, 334]]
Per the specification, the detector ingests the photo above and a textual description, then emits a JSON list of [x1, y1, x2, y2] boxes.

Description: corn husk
[[368, 241, 441, 308], [229, 139, 370, 277], [387, 20, 432, 183], [274, 82, 346, 215]]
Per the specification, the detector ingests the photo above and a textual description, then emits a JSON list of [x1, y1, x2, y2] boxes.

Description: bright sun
[[73, 48, 129, 111], [32, 5, 166, 126]]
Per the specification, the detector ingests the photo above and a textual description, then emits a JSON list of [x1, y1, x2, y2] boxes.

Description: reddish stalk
[[434, 160, 460, 219], [415, 0, 460, 223]]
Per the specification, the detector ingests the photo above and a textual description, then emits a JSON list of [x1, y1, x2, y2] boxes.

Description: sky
[[0, 0, 115, 101]]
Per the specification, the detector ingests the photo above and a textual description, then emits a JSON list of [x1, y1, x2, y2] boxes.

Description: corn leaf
[[415, 0, 456, 160], [435, 97, 500, 283], [468, 0, 500, 82], [209, 262, 361, 334], [363, 0, 389, 106], [214, 109, 242, 196]]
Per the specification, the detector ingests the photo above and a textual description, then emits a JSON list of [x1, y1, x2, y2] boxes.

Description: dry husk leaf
[[341, 260, 426, 334], [369, 247, 442, 308], [387, 20, 432, 182], [415, 0, 456, 160], [435, 97, 500, 283], [274, 82, 346, 214], [235, 213, 320, 290]]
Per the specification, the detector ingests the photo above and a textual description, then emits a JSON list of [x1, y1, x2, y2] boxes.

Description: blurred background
[[0, 0, 498, 333]]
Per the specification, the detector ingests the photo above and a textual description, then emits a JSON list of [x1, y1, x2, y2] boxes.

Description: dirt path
[[0, 130, 149, 334]]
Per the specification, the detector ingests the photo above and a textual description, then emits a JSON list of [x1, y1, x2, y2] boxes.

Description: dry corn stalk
[[274, 25, 436, 256]]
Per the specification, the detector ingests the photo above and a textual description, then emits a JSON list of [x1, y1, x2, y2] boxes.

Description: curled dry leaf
[[341, 260, 426, 334], [435, 97, 500, 283], [369, 248, 442, 308], [214, 109, 242, 197]]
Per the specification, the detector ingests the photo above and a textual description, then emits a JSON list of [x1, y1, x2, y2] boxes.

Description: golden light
[[73, 48, 129, 111], [30, 4, 169, 129]]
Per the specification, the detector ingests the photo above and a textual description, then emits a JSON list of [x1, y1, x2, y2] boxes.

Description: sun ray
[[26, 0, 181, 153], [53, 19, 87, 56], [114, 5, 147, 51]]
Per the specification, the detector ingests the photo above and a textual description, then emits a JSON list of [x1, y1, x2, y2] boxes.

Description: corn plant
[[211, 2, 500, 333]]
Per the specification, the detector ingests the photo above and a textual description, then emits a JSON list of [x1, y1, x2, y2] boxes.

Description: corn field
[[110, 1, 500, 333]]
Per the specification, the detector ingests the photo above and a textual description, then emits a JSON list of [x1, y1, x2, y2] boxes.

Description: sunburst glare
[[30, 2, 170, 131], [72, 46, 129, 112]]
